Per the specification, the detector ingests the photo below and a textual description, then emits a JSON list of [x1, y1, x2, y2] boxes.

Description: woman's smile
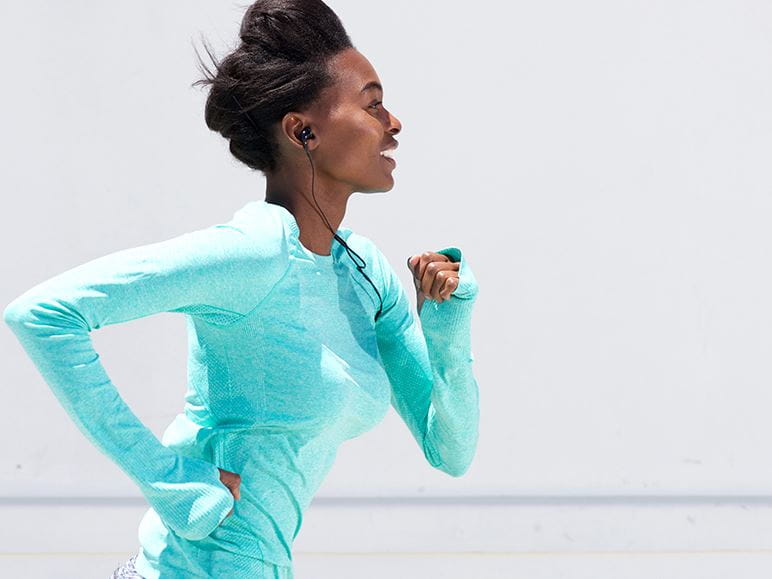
[[380, 142, 398, 168]]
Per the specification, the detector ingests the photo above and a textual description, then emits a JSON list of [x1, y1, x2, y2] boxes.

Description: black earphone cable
[[230, 93, 384, 322]]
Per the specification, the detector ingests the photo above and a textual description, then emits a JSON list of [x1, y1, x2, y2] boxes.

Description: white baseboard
[[2, 495, 772, 555]]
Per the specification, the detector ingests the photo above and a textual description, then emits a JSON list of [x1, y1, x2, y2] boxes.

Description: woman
[[3, 1, 480, 577]]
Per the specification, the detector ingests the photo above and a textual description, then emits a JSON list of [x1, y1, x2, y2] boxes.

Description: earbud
[[299, 127, 314, 145]]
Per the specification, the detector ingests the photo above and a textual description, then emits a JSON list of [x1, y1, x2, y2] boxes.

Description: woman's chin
[[362, 169, 396, 192], [379, 174, 396, 191], [358, 178, 395, 194]]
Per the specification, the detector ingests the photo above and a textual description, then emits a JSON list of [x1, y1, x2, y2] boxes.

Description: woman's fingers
[[407, 252, 459, 304], [407, 252, 444, 282], [431, 269, 459, 303], [218, 467, 242, 503], [423, 261, 458, 301], [217, 467, 240, 520], [441, 275, 458, 301]]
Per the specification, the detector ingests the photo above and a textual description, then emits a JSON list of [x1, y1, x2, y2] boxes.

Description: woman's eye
[[369, 101, 383, 110]]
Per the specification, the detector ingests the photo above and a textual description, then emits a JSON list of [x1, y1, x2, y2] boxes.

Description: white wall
[[1, 1, 771, 577]]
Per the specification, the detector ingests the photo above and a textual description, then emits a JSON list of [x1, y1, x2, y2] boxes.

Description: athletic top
[[2, 199, 480, 578]]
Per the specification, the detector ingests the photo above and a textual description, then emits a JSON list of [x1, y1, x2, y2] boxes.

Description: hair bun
[[191, 0, 353, 174], [240, 12, 271, 44]]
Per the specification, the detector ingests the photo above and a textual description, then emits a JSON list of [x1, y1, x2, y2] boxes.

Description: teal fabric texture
[[3, 200, 480, 578]]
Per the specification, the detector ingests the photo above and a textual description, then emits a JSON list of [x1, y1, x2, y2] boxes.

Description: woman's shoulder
[[220, 200, 289, 249], [165, 201, 291, 314], [197, 201, 291, 269]]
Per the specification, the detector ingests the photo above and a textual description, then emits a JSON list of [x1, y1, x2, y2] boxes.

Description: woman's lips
[[381, 155, 396, 167]]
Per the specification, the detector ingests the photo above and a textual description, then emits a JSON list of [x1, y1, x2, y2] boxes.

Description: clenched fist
[[407, 251, 460, 314]]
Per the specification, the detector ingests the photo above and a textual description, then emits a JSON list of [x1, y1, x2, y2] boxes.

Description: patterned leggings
[[109, 553, 145, 579]]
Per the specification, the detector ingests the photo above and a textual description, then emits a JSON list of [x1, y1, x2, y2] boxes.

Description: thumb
[[406, 255, 420, 276]]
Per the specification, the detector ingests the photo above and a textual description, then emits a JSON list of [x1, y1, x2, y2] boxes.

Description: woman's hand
[[218, 467, 241, 518], [407, 252, 460, 314]]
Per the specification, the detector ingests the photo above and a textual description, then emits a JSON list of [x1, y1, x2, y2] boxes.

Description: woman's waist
[[210, 428, 338, 502], [198, 434, 325, 566], [160, 415, 339, 509]]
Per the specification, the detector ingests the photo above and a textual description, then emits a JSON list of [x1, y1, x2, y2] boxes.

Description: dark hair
[[191, 0, 355, 174]]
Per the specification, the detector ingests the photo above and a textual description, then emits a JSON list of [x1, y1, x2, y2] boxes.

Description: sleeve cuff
[[419, 246, 478, 335], [141, 454, 235, 541]]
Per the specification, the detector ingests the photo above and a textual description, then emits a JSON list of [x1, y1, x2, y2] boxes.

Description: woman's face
[[303, 49, 402, 194]]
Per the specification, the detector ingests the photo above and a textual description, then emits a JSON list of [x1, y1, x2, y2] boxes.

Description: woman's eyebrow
[[360, 81, 383, 93]]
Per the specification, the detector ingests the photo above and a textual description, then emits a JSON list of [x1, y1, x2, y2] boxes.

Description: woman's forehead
[[330, 50, 381, 96]]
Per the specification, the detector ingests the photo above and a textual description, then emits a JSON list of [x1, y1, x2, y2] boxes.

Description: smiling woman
[[3, 1, 480, 578], [192, 0, 403, 271], [191, 0, 401, 182]]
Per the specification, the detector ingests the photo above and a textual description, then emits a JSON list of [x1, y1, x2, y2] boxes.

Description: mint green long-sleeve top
[[2, 200, 480, 578]]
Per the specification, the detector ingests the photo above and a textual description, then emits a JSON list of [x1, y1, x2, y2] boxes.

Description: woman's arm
[[3, 212, 288, 540], [374, 246, 480, 477]]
